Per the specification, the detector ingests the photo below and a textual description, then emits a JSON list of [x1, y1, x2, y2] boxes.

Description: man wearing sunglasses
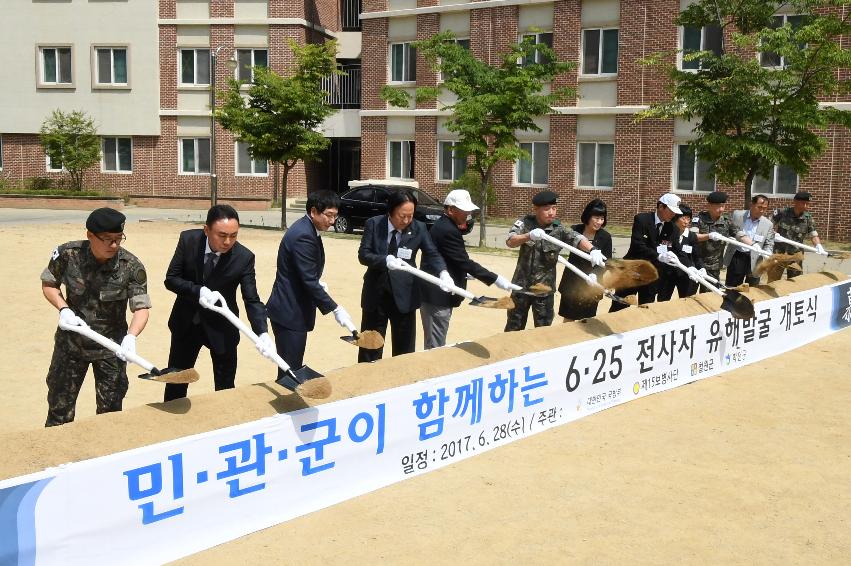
[[40, 207, 151, 426]]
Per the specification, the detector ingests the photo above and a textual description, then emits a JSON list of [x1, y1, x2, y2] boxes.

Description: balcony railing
[[323, 65, 361, 109], [341, 0, 362, 31]]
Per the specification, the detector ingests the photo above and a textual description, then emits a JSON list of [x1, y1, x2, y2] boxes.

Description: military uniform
[[772, 207, 817, 279], [41, 241, 151, 426], [505, 215, 584, 331], [694, 211, 737, 292]]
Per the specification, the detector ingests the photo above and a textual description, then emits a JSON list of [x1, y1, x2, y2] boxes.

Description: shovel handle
[[388, 261, 476, 300], [709, 233, 771, 258], [58, 322, 155, 372], [773, 233, 820, 254], [539, 232, 593, 262], [557, 255, 602, 291], [666, 256, 725, 297], [199, 297, 294, 374]]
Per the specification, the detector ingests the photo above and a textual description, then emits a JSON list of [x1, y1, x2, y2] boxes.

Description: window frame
[[92, 45, 130, 89], [388, 42, 416, 84], [437, 38, 470, 83], [673, 144, 716, 193], [387, 140, 415, 179], [576, 141, 615, 189], [179, 137, 211, 175], [45, 154, 64, 173], [520, 32, 554, 67], [101, 137, 133, 174], [234, 141, 269, 176], [752, 164, 799, 196], [580, 28, 619, 76], [437, 140, 467, 182], [37, 44, 74, 88], [178, 48, 211, 87], [515, 141, 550, 187], [234, 48, 268, 83], [759, 14, 805, 68], [679, 25, 723, 71]]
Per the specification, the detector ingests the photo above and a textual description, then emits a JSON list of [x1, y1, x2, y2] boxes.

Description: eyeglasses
[[320, 211, 338, 220], [95, 234, 126, 246]]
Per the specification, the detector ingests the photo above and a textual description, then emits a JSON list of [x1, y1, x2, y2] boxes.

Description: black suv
[[334, 182, 444, 233]]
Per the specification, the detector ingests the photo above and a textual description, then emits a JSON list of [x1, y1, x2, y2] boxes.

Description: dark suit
[[658, 230, 703, 301], [266, 215, 337, 376], [610, 212, 681, 312], [357, 214, 446, 362], [163, 229, 268, 401]]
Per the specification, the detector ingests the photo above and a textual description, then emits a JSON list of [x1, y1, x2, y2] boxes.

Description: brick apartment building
[[0, 0, 849, 239]]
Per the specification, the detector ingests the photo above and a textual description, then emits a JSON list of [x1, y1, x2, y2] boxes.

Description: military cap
[[706, 191, 728, 204], [532, 190, 558, 206], [86, 208, 126, 233], [793, 191, 811, 201]]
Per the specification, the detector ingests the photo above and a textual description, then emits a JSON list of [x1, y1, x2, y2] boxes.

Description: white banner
[[2, 280, 850, 565]]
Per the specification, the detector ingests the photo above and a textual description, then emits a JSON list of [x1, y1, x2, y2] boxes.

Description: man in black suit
[[266, 191, 355, 386], [421, 189, 519, 349], [658, 203, 706, 301], [357, 189, 450, 362], [163, 205, 272, 401], [610, 193, 683, 312]]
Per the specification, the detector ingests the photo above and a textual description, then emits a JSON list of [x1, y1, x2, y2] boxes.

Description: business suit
[[723, 210, 775, 286], [357, 214, 447, 362], [163, 229, 268, 401], [266, 215, 337, 379], [421, 215, 498, 348], [657, 230, 703, 301], [610, 211, 681, 312]]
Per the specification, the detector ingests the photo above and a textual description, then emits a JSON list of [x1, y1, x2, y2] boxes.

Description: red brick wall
[[617, 0, 677, 105], [159, 26, 177, 109], [361, 116, 387, 178], [210, 0, 233, 18], [552, 0, 580, 105], [416, 14, 439, 110], [414, 116, 437, 196], [159, 0, 176, 19], [361, 19, 388, 110]]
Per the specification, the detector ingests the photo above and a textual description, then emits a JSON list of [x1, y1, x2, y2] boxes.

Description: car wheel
[[335, 215, 352, 233]]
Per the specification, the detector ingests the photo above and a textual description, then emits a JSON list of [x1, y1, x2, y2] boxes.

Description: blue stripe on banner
[[832, 282, 851, 330], [0, 478, 53, 566]]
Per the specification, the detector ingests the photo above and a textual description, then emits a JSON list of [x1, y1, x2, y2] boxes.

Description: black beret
[[86, 208, 125, 233], [532, 190, 558, 206], [793, 191, 811, 201], [706, 191, 728, 203]]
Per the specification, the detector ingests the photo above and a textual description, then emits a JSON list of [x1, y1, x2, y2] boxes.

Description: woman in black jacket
[[558, 199, 613, 321]]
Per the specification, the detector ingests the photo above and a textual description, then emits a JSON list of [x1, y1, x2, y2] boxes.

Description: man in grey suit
[[723, 194, 775, 287]]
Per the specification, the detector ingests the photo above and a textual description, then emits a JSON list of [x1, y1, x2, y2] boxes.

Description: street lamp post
[[209, 46, 237, 207]]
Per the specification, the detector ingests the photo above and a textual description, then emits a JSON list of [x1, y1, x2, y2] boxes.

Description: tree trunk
[[477, 169, 491, 248], [744, 168, 756, 209], [280, 164, 291, 230], [272, 162, 280, 205]]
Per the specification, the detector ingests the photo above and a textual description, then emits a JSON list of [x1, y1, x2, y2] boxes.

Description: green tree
[[39, 109, 101, 191], [217, 40, 339, 229], [382, 31, 574, 247], [640, 0, 851, 206]]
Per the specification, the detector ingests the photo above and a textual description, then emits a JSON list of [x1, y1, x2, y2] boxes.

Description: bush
[[27, 177, 55, 191]]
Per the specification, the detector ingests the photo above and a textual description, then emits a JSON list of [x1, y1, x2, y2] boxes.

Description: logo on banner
[[832, 282, 851, 329]]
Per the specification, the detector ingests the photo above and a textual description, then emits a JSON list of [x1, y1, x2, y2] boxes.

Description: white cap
[[443, 189, 480, 212], [658, 193, 683, 215]]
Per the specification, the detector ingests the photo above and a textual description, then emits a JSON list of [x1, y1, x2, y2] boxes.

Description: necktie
[[656, 222, 663, 238], [388, 230, 399, 257], [203, 252, 216, 282]]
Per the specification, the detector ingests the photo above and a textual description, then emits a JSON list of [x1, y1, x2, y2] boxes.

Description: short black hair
[[307, 190, 341, 214], [387, 189, 418, 215], [752, 194, 768, 204], [206, 204, 240, 227], [580, 198, 607, 227], [678, 203, 693, 219]]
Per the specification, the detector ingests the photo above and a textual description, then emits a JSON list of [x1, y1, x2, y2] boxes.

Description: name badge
[[682, 244, 693, 254], [656, 244, 669, 255], [754, 234, 765, 243], [397, 247, 413, 260]]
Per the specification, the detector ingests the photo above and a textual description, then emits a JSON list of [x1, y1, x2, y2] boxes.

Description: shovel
[[698, 230, 805, 277], [557, 256, 645, 309], [199, 294, 331, 399], [58, 321, 199, 384], [387, 260, 515, 309], [698, 270, 750, 294], [666, 255, 755, 320], [773, 233, 850, 259], [338, 317, 385, 350]]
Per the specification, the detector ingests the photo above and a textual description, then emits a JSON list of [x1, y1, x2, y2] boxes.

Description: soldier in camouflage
[[771, 191, 826, 279], [505, 191, 605, 331], [41, 208, 151, 427], [693, 191, 740, 292]]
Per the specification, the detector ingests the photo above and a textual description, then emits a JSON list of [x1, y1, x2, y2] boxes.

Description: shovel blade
[[139, 367, 200, 384], [340, 330, 385, 350], [469, 296, 515, 309], [721, 290, 755, 320]]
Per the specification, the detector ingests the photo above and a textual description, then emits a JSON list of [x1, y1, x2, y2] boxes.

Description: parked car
[[334, 179, 445, 233]]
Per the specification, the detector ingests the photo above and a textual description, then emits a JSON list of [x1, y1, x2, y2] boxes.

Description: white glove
[[815, 243, 827, 256], [333, 306, 357, 332], [686, 266, 702, 283], [199, 286, 216, 304], [255, 332, 276, 359], [318, 280, 329, 292], [586, 273, 598, 286], [528, 228, 546, 241], [438, 270, 454, 293], [117, 334, 136, 362], [494, 274, 522, 291], [58, 307, 86, 328], [657, 251, 678, 266], [588, 249, 606, 268], [385, 254, 404, 270], [708, 231, 723, 242], [698, 267, 708, 279]]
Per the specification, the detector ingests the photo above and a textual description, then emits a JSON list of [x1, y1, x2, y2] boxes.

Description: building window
[[235, 49, 268, 82], [236, 142, 268, 175], [438, 38, 469, 82], [388, 140, 415, 179], [516, 142, 549, 185], [390, 43, 416, 83], [760, 15, 805, 68], [581, 29, 618, 75], [180, 49, 211, 85], [577, 142, 614, 188], [180, 138, 211, 174], [753, 164, 798, 195], [681, 25, 723, 70], [95, 47, 128, 86], [438, 141, 467, 181], [521, 32, 553, 66], [675, 145, 715, 191], [39, 46, 73, 85], [46, 154, 64, 172], [102, 137, 132, 173]]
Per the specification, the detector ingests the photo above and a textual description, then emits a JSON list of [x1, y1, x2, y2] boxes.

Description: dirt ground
[[2, 219, 850, 564]]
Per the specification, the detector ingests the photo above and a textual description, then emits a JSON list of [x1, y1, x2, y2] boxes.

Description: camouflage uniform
[[694, 211, 738, 293], [41, 241, 151, 426], [505, 216, 584, 331], [772, 207, 817, 279]]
